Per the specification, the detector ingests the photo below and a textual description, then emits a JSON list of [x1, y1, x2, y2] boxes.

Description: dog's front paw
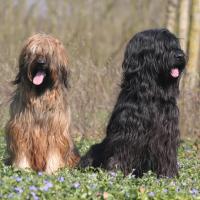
[[78, 155, 94, 168]]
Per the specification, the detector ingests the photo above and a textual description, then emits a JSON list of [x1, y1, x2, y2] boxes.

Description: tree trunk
[[186, 0, 200, 89], [180, 0, 200, 137], [178, 0, 191, 53], [166, 0, 179, 33]]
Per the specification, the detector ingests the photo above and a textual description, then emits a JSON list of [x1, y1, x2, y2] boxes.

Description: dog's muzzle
[[31, 58, 47, 86]]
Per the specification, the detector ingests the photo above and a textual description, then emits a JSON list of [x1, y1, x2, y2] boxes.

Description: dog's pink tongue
[[171, 68, 179, 78], [33, 71, 46, 85]]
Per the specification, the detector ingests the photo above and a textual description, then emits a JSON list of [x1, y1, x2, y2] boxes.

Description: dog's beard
[[28, 57, 50, 87], [26, 58, 55, 94], [30, 66, 48, 87], [169, 56, 185, 80], [158, 49, 186, 82]]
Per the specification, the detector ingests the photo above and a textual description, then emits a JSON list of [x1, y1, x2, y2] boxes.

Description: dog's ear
[[122, 36, 146, 75], [13, 54, 27, 85], [60, 66, 70, 89], [122, 51, 141, 75], [12, 72, 21, 85]]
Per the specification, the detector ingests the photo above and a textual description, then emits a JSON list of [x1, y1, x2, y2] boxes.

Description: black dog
[[80, 29, 186, 177]]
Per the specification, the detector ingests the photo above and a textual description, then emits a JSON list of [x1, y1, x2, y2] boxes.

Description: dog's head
[[14, 33, 69, 92], [122, 29, 186, 85]]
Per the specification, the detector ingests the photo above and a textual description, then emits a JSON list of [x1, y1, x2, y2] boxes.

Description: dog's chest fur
[[8, 87, 72, 173]]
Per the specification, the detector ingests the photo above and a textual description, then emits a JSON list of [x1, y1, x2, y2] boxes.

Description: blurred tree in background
[[0, 0, 199, 138], [166, 0, 200, 137]]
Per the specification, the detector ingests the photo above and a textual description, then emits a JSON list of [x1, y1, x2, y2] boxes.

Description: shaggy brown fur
[[5, 33, 80, 173]]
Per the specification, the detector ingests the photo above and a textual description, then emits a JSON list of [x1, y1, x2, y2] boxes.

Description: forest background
[[0, 0, 199, 139]]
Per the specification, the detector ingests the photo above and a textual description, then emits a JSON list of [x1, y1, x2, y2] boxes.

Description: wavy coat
[[80, 29, 186, 177], [6, 33, 80, 173]]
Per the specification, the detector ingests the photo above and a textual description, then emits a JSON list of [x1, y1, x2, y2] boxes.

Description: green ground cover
[[0, 132, 199, 200]]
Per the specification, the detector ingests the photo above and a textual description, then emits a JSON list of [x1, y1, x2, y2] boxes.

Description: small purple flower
[[31, 192, 40, 200], [148, 192, 155, 197], [14, 177, 22, 182], [29, 185, 38, 191], [190, 188, 199, 195], [58, 177, 65, 182], [163, 189, 168, 193], [14, 187, 23, 194], [109, 171, 117, 177], [40, 180, 53, 191], [38, 172, 43, 176], [44, 180, 53, 187], [72, 182, 80, 189]]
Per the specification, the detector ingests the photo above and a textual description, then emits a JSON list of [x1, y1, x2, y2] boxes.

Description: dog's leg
[[13, 153, 31, 170], [79, 143, 104, 168], [7, 144, 30, 169], [79, 146, 99, 168], [45, 149, 65, 174], [6, 123, 31, 170], [104, 144, 139, 176], [149, 136, 179, 178], [160, 143, 179, 178]]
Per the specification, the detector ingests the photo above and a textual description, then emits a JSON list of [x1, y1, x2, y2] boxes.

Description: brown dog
[[5, 33, 80, 173]]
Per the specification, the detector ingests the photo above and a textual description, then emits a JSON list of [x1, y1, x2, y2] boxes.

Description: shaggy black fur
[[80, 29, 186, 177]]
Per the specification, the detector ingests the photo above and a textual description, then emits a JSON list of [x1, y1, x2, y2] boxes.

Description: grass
[[0, 132, 199, 200]]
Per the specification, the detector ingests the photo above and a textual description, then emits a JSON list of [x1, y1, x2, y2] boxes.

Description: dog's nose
[[37, 57, 46, 64], [175, 52, 185, 59]]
